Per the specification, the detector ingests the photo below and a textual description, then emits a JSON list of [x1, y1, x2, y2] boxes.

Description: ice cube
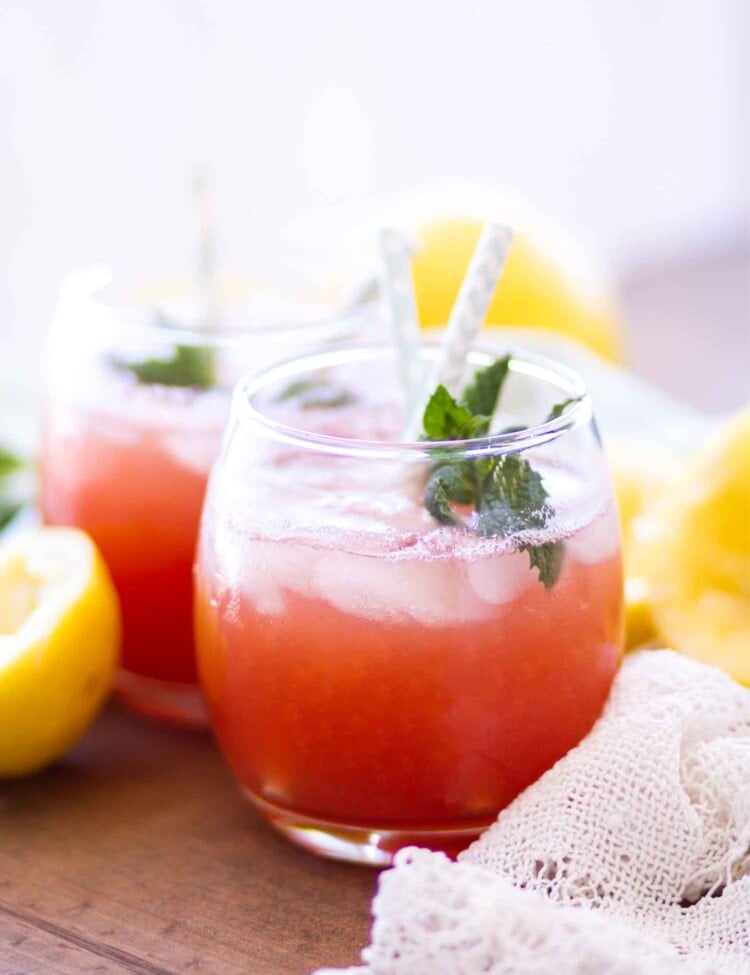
[[566, 502, 621, 564], [465, 548, 533, 605], [314, 548, 489, 625], [213, 524, 287, 617]]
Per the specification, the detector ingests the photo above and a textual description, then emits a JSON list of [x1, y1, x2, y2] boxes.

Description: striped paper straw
[[378, 228, 422, 416], [405, 222, 514, 440]]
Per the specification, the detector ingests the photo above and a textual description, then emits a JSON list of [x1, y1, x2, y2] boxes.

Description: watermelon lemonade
[[195, 345, 624, 863], [42, 374, 226, 722], [41, 273, 366, 725]]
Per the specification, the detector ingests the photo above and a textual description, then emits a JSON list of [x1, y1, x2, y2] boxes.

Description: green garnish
[[546, 397, 577, 421], [274, 377, 356, 410], [421, 357, 570, 590], [423, 356, 510, 441], [0, 447, 24, 531], [461, 356, 512, 418], [111, 343, 217, 389], [0, 448, 21, 479], [475, 453, 565, 590]]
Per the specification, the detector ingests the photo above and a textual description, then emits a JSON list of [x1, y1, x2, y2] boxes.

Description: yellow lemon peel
[[632, 409, 750, 683], [0, 527, 121, 776]]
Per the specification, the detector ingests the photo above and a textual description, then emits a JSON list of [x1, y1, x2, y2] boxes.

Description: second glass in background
[[40, 269, 373, 725]]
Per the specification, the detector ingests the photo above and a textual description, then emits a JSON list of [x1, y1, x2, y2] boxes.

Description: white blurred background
[[1, 0, 747, 404]]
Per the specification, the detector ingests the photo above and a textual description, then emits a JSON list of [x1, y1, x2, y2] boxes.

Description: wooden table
[[0, 706, 374, 974], [1, 240, 746, 974]]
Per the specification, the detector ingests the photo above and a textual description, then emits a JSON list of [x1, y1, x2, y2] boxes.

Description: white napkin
[[314, 651, 750, 975]]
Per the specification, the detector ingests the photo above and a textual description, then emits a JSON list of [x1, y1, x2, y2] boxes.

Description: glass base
[[116, 669, 208, 728], [246, 791, 488, 866]]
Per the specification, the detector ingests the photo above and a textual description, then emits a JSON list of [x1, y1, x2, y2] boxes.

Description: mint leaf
[[423, 359, 512, 441], [275, 377, 356, 409], [479, 454, 549, 527], [112, 343, 216, 389], [477, 462, 550, 535], [461, 355, 511, 417], [275, 378, 322, 402], [421, 357, 565, 589], [424, 471, 462, 526], [525, 540, 565, 590], [546, 397, 577, 421], [424, 462, 477, 524], [477, 454, 564, 590], [422, 385, 485, 440]]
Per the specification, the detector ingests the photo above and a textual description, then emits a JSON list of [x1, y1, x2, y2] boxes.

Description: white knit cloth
[[314, 652, 750, 975]]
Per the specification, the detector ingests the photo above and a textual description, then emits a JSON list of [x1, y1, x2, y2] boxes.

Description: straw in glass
[[404, 221, 514, 440], [378, 228, 422, 417]]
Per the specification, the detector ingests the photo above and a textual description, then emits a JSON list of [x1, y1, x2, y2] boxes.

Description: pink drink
[[41, 275, 368, 724], [195, 345, 625, 862], [42, 377, 225, 719]]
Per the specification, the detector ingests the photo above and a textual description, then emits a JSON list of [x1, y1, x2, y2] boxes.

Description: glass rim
[[56, 268, 376, 346], [235, 342, 594, 461], [99, 300, 375, 344]]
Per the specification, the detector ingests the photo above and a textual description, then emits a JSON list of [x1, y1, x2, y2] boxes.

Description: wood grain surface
[[0, 705, 375, 975]]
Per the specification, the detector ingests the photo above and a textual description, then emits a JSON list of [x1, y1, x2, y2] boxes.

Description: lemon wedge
[[0, 527, 121, 776], [632, 409, 750, 683]]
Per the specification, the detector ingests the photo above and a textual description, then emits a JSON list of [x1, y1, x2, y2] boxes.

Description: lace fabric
[[313, 652, 750, 975]]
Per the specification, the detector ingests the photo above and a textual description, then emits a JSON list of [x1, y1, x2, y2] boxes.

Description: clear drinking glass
[[40, 271, 371, 725], [195, 343, 625, 864]]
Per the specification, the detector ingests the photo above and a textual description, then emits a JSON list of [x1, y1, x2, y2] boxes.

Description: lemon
[[608, 442, 685, 649], [373, 187, 623, 361], [0, 527, 121, 776], [633, 409, 750, 683]]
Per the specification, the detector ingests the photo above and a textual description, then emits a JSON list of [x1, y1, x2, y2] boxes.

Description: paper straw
[[378, 228, 422, 415], [405, 222, 514, 440]]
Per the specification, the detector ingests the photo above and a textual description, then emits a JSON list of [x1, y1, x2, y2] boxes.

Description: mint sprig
[[423, 355, 511, 441], [111, 343, 217, 389], [421, 357, 568, 590]]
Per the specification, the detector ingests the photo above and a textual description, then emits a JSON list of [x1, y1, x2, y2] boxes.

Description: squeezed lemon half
[[632, 409, 750, 684], [0, 527, 121, 776]]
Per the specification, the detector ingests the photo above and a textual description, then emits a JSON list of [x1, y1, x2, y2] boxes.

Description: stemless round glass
[[195, 343, 624, 864], [40, 271, 371, 726]]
